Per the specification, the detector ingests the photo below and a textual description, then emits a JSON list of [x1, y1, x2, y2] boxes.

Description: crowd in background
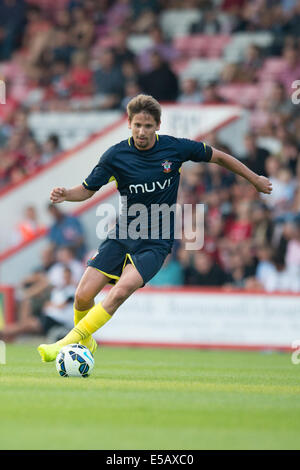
[[0, 0, 300, 339]]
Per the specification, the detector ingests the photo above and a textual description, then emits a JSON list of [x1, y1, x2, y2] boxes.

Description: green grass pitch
[[0, 344, 300, 450]]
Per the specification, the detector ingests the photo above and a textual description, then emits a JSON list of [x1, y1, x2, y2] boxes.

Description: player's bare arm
[[210, 147, 273, 194], [50, 185, 95, 204]]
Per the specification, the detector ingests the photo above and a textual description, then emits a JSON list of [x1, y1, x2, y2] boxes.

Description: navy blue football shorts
[[87, 238, 170, 287]]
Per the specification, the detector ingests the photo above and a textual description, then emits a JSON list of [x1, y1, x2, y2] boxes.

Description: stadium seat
[[173, 36, 203, 57], [170, 58, 191, 75], [258, 80, 278, 99], [160, 9, 202, 39], [173, 35, 231, 58], [224, 32, 274, 63], [217, 84, 261, 108], [180, 58, 225, 85], [257, 57, 286, 81], [205, 35, 232, 58], [127, 35, 154, 54]]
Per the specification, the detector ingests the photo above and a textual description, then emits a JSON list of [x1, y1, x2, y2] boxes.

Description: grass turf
[[0, 344, 300, 450]]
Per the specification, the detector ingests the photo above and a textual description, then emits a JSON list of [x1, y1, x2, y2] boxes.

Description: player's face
[[129, 112, 160, 151]]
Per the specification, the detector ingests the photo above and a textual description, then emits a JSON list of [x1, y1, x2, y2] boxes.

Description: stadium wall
[[94, 288, 300, 351], [1, 284, 298, 351]]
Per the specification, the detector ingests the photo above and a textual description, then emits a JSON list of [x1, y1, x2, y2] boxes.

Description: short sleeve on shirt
[[82, 147, 117, 192], [177, 138, 212, 163]]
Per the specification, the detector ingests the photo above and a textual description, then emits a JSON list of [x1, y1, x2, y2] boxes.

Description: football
[[56, 344, 94, 378]]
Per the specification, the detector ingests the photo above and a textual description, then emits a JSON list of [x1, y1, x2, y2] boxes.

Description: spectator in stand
[[204, 213, 225, 262], [50, 29, 75, 66], [262, 156, 296, 214], [238, 239, 257, 277], [0, 260, 79, 342], [226, 200, 252, 243], [230, 1, 262, 32], [137, 25, 179, 73], [148, 253, 184, 287], [22, 5, 52, 75], [177, 163, 205, 206], [93, 48, 124, 109], [241, 133, 270, 177], [47, 204, 86, 259], [177, 78, 203, 104], [291, 188, 300, 216], [70, 6, 95, 50], [130, 0, 160, 20], [0, 109, 62, 187], [273, 219, 294, 263], [41, 266, 76, 340], [48, 59, 70, 99], [250, 201, 274, 247], [285, 220, 300, 273], [103, 0, 132, 32], [131, 10, 158, 34], [8, 118, 29, 149], [0, 79, 19, 128], [279, 137, 300, 175], [11, 108, 30, 140], [120, 80, 142, 110], [229, 174, 259, 207], [266, 81, 294, 117], [23, 138, 42, 174], [175, 241, 192, 271], [220, 62, 243, 85], [12, 205, 45, 246], [111, 27, 136, 68], [255, 243, 275, 287], [241, 44, 263, 82], [0, 244, 56, 341], [54, 8, 72, 33], [279, 45, 300, 93], [66, 49, 93, 99], [225, 248, 251, 288], [257, 252, 300, 292], [121, 59, 139, 83], [202, 82, 227, 104], [284, 0, 300, 36], [41, 134, 61, 164], [204, 191, 223, 231], [204, 158, 236, 193], [47, 246, 84, 288], [184, 250, 231, 287], [190, 8, 222, 34], [0, 131, 26, 187], [0, 0, 26, 61], [221, 0, 247, 13], [138, 51, 178, 101]]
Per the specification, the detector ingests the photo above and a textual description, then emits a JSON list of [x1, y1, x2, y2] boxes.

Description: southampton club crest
[[162, 160, 172, 173]]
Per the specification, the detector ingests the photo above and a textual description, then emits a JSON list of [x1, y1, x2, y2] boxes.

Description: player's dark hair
[[127, 94, 161, 124]]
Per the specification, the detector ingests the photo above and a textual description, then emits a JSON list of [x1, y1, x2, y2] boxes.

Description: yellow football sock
[[74, 305, 97, 352], [74, 305, 91, 340], [56, 302, 111, 348], [74, 305, 91, 325]]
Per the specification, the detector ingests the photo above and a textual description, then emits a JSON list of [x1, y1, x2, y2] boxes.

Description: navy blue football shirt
[[83, 134, 212, 250]]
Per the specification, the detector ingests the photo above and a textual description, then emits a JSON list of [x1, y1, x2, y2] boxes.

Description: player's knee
[[111, 284, 133, 304], [75, 288, 93, 310]]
